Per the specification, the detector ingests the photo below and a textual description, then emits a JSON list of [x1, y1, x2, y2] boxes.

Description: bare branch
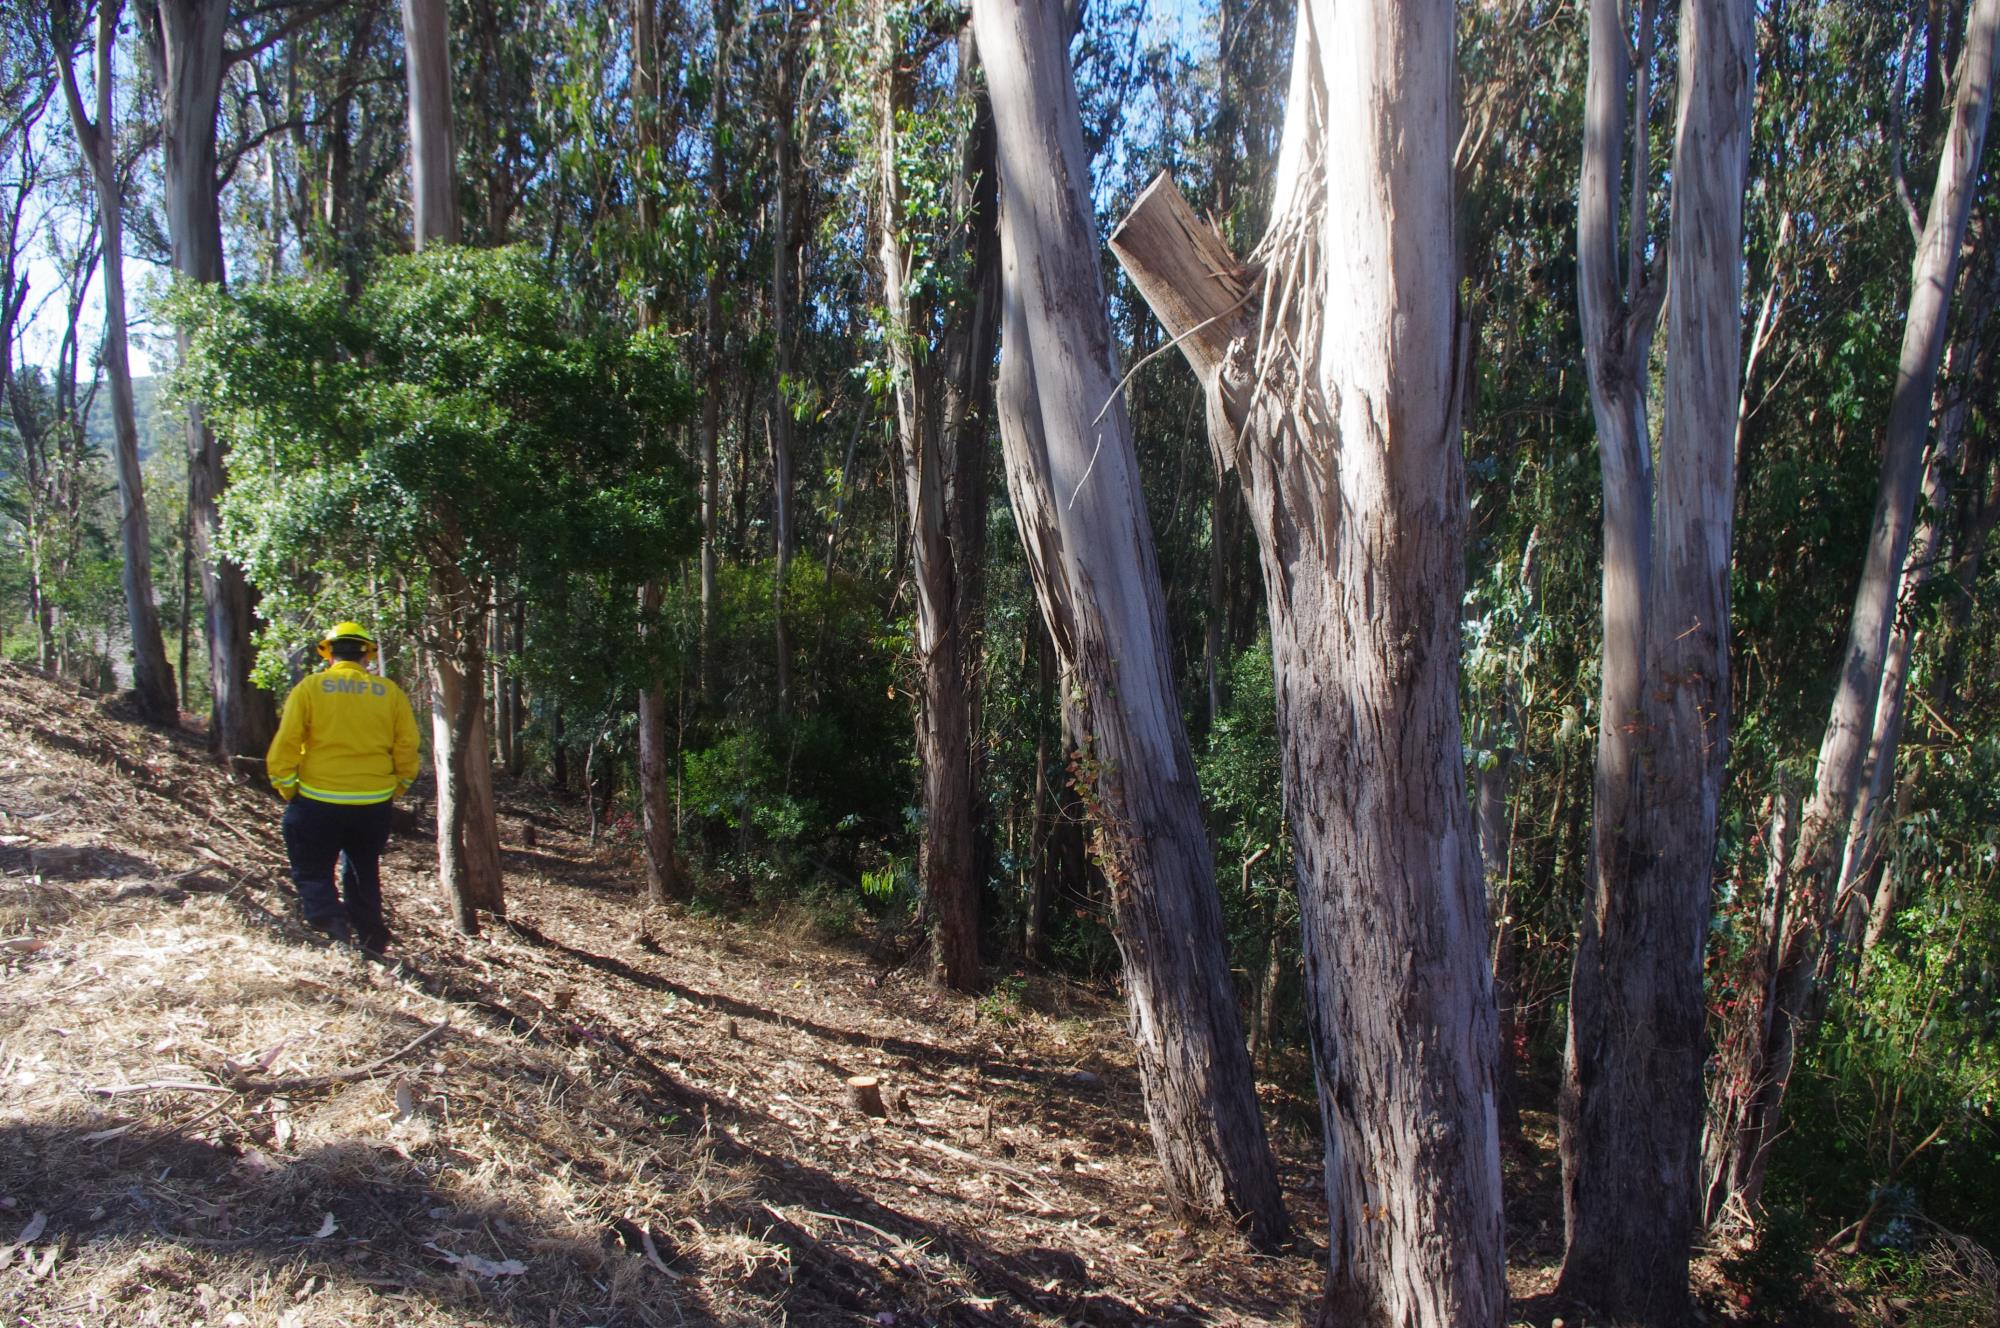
[[1625, 0, 1656, 311], [222, 0, 349, 68], [1890, 20, 1925, 245]]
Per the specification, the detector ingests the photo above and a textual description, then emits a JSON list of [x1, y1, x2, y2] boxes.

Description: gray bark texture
[[1110, 0, 1503, 1314], [631, 0, 685, 906], [1558, 0, 1754, 1318], [54, 0, 177, 724], [400, 1, 502, 930], [870, 0, 991, 991], [1704, 0, 2000, 1225], [145, 0, 275, 756], [976, 0, 1288, 1251], [401, 0, 459, 247], [638, 580, 688, 905], [428, 579, 505, 934]]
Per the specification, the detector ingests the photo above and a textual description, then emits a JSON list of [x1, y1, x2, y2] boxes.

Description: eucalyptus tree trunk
[[976, 0, 1288, 1252], [401, 0, 458, 247], [1705, 0, 2000, 1224], [1554, 0, 1755, 1317], [1110, 0, 1501, 1311], [871, 4, 984, 990], [637, 570, 687, 904], [698, 0, 731, 697], [1836, 243, 1997, 953], [430, 581, 505, 933], [144, 0, 275, 756], [54, 0, 177, 724], [770, 13, 797, 717], [630, 0, 686, 905], [402, 0, 503, 930]]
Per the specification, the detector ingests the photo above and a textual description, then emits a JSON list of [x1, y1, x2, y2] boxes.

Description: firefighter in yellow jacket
[[266, 622, 419, 950]]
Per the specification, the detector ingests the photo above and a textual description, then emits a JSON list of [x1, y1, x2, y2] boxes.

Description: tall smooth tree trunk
[[1557, 0, 1754, 1318], [54, 0, 177, 723], [402, 0, 501, 930], [1705, 0, 2000, 1224], [145, 0, 275, 755], [871, 3, 987, 991], [770, 14, 797, 717], [698, 0, 731, 697], [630, 0, 685, 904], [977, 0, 1288, 1250], [1110, 0, 1501, 1311], [401, 0, 458, 247]]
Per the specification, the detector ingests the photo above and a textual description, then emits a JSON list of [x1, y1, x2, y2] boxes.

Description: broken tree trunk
[[1109, 0, 1503, 1312]]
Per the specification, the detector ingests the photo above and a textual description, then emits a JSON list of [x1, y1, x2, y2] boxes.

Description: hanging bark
[[1109, 0, 1501, 1309], [52, 0, 178, 724], [1553, 0, 1755, 1317], [1705, 0, 2000, 1225], [977, 0, 1288, 1251], [142, 0, 276, 757]]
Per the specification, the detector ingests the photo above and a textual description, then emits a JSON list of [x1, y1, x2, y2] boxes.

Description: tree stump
[[844, 1075, 887, 1118]]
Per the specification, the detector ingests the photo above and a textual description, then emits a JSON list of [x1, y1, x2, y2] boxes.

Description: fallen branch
[[90, 1079, 235, 1097], [917, 1135, 1037, 1181], [229, 1020, 450, 1093]]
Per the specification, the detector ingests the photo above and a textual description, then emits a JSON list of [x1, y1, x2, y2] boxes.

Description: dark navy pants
[[282, 796, 392, 934]]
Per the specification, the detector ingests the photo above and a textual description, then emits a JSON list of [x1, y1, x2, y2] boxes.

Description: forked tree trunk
[[1704, 0, 1999, 1224], [54, 0, 177, 724], [1557, 0, 1755, 1318], [976, 0, 1288, 1251], [145, 0, 275, 756], [1109, 0, 1501, 1312]]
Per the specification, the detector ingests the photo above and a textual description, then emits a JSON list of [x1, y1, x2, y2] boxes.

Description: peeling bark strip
[[974, 0, 1288, 1249], [1706, 0, 2000, 1226], [1110, 0, 1503, 1317]]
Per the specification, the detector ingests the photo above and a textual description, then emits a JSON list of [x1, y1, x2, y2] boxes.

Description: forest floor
[[0, 660, 1859, 1327]]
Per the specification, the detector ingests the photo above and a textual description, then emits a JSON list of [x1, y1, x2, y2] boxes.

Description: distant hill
[[79, 375, 174, 462]]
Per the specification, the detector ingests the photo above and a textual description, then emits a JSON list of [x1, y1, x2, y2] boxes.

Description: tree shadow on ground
[[496, 918, 1111, 1100], [0, 1119, 726, 1328]]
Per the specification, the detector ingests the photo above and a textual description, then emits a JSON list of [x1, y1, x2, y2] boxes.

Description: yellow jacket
[[266, 661, 421, 805]]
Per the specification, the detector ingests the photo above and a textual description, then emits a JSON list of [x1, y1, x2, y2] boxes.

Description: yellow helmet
[[316, 620, 379, 662]]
